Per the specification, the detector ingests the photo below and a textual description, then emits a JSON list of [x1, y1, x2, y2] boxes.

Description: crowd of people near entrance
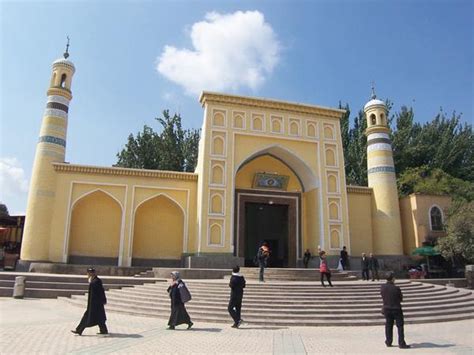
[[70, 244, 409, 349]]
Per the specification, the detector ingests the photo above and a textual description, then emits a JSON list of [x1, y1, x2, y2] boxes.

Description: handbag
[[178, 282, 192, 303]]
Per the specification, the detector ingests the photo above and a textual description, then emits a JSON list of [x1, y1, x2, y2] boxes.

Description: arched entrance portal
[[234, 152, 308, 267]]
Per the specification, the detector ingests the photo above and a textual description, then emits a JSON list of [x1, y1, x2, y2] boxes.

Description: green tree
[[116, 111, 200, 172], [390, 109, 473, 182], [340, 104, 368, 186], [397, 167, 474, 201], [0, 203, 9, 217], [436, 201, 474, 264]]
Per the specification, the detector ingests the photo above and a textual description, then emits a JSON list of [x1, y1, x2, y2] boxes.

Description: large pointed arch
[[130, 193, 185, 265], [67, 189, 122, 264], [235, 144, 319, 191]]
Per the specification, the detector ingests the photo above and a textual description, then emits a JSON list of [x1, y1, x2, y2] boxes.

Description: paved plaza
[[0, 298, 473, 354]]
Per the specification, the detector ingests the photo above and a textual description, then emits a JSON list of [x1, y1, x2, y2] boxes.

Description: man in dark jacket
[[228, 265, 246, 328], [369, 253, 380, 281], [380, 273, 410, 349], [257, 242, 270, 282], [71, 267, 108, 335], [361, 253, 370, 281], [340, 246, 349, 270]]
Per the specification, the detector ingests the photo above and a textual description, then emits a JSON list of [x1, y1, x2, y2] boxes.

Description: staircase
[[61, 279, 474, 326], [0, 272, 158, 298]]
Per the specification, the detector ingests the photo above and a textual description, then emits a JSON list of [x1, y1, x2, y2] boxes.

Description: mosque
[[19, 49, 451, 270]]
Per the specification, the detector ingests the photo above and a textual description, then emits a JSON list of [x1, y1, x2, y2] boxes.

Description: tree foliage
[[339, 103, 367, 186], [116, 110, 200, 172], [0, 203, 9, 217], [436, 201, 474, 264], [397, 167, 474, 202]]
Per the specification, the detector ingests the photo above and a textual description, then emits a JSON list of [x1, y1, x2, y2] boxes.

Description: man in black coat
[[369, 253, 380, 281], [361, 253, 370, 281], [228, 265, 246, 328], [71, 268, 108, 335], [380, 273, 410, 349], [340, 246, 349, 270]]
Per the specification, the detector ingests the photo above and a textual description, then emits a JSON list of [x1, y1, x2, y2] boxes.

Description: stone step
[[107, 286, 459, 301], [100, 291, 472, 308], [98, 295, 474, 314], [61, 297, 474, 326], [137, 283, 437, 294], [60, 278, 474, 326], [0, 272, 161, 285]]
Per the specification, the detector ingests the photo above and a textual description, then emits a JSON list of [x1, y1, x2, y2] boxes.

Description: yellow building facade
[[20, 53, 449, 269]]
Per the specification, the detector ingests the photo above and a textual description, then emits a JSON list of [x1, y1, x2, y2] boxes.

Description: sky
[[0, 0, 472, 215]]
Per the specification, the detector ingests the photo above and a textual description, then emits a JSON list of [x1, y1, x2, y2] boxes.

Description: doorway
[[235, 189, 300, 267], [245, 202, 289, 267]]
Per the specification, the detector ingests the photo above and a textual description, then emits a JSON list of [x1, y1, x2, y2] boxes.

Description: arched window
[[370, 113, 376, 125], [60, 73, 67, 88], [430, 206, 443, 231]]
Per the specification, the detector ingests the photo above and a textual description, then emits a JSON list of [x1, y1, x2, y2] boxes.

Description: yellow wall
[[400, 194, 451, 255], [347, 189, 373, 256], [69, 190, 121, 258], [48, 165, 198, 266], [302, 188, 319, 254], [133, 195, 184, 259]]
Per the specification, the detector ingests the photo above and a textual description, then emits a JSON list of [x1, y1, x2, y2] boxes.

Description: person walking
[[257, 242, 270, 282], [228, 265, 246, 328], [71, 267, 108, 336], [369, 253, 380, 281], [340, 246, 349, 270], [361, 252, 370, 281], [381, 273, 411, 349], [319, 251, 333, 287], [167, 271, 193, 330], [303, 249, 312, 268]]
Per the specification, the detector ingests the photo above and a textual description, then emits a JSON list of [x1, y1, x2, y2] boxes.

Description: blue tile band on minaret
[[38, 135, 66, 147]]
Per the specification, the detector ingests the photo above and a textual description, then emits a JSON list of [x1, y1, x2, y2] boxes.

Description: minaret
[[21, 39, 75, 262], [364, 87, 403, 255]]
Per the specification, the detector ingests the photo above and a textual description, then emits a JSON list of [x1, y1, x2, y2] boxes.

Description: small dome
[[52, 58, 76, 72], [364, 98, 385, 111]]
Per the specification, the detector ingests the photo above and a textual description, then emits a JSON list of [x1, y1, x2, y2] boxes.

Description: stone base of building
[[21, 261, 149, 276], [184, 254, 244, 269]]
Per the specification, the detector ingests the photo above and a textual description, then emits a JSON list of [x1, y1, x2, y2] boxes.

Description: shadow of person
[[410, 342, 456, 349], [174, 328, 222, 332], [238, 326, 289, 330], [106, 333, 144, 338]]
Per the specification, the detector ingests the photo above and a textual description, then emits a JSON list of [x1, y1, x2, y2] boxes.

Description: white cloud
[[157, 10, 281, 96], [0, 157, 29, 214]]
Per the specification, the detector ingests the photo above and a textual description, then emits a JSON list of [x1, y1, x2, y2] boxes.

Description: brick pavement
[[0, 298, 472, 354]]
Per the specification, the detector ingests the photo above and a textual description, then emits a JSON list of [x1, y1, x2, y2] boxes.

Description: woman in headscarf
[[167, 271, 193, 330]]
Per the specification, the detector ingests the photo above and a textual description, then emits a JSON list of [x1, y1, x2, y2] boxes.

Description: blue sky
[[1, 0, 472, 214]]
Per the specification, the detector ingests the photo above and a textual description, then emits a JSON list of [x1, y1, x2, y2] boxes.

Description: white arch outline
[[209, 192, 224, 215], [325, 147, 337, 167], [234, 143, 319, 192], [208, 221, 224, 246], [428, 204, 444, 231], [128, 192, 186, 262], [211, 135, 225, 156], [65, 188, 124, 263], [328, 201, 340, 221]]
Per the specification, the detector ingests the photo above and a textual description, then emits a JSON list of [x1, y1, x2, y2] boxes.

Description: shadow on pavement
[[238, 327, 288, 330], [410, 342, 455, 349], [177, 328, 222, 332], [106, 333, 144, 338]]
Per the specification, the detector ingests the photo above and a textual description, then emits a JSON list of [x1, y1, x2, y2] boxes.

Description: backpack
[[178, 281, 192, 303]]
